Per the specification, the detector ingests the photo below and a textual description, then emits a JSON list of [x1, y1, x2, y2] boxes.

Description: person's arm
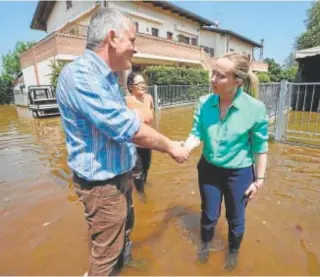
[[132, 95, 188, 161], [251, 104, 269, 185], [245, 153, 268, 199], [183, 100, 203, 152], [183, 135, 201, 152], [253, 153, 267, 188], [245, 104, 269, 199], [131, 123, 188, 162]]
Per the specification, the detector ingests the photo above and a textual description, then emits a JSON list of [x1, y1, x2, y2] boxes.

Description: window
[[202, 46, 215, 57], [167, 32, 173, 40], [178, 34, 190, 44], [66, 0, 72, 10], [183, 36, 190, 44], [191, 38, 197, 46], [103, 0, 107, 7], [151, 28, 159, 37], [134, 22, 139, 33]]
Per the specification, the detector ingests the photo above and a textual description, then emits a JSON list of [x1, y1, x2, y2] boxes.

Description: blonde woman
[[183, 53, 268, 270]]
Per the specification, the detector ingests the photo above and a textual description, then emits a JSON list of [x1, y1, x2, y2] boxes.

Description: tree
[[263, 57, 298, 82], [1, 41, 36, 81], [257, 72, 271, 83], [281, 65, 298, 82], [283, 52, 298, 69], [0, 41, 35, 105], [296, 1, 320, 50], [0, 75, 14, 104], [263, 58, 282, 82]]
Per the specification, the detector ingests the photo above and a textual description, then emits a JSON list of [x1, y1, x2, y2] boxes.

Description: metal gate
[[259, 81, 320, 147], [147, 81, 320, 148]]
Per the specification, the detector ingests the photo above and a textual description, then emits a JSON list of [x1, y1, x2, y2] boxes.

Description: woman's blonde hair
[[223, 52, 259, 98]]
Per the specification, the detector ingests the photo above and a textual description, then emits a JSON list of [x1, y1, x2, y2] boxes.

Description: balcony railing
[[20, 23, 268, 74], [251, 60, 269, 72], [60, 23, 204, 63]]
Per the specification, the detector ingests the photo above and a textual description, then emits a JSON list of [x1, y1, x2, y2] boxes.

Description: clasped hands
[[168, 140, 190, 164]]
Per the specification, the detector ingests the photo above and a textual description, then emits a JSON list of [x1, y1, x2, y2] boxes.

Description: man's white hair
[[86, 7, 130, 50]]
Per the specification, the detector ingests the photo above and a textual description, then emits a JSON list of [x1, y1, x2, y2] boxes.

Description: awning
[[295, 46, 320, 59]]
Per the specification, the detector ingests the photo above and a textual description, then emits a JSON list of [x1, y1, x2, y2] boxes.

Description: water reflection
[[0, 106, 71, 186]]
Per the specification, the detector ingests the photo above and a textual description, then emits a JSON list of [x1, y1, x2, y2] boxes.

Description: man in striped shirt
[[56, 7, 189, 276]]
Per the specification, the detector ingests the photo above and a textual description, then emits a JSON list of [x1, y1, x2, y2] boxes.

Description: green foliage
[[0, 41, 35, 105], [143, 66, 210, 102], [296, 1, 320, 50], [257, 72, 271, 83], [1, 41, 36, 81], [281, 65, 298, 82], [263, 58, 298, 82], [0, 76, 14, 104], [143, 66, 209, 86], [283, 52, 298, 69], [264, 58, 282, 82], [305, 1, 320, 30], [49, 60, 70, 89]]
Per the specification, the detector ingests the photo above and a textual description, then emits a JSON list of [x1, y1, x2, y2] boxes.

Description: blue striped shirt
[[56, 49, 140, 181]]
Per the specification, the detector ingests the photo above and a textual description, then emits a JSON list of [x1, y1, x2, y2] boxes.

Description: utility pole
[[260, 39, 264, 60]]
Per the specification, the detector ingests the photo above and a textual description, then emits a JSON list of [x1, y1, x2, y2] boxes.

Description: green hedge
[[143, 66, 209, 86], [142, 66, 210, 102]]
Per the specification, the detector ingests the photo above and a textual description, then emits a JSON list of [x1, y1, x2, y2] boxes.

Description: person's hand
[[245, 179, 263, 200], [168, 141, 189, 164], [181, 141, 194, 155]]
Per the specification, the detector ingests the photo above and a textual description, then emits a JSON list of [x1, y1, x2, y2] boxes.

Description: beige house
[[20, 0, 268, 89]]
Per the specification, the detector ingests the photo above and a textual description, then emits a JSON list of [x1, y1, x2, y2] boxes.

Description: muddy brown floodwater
[[0, 105, 320, 276]]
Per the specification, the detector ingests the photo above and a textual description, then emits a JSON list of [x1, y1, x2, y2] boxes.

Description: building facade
[[20, 0, 268, 89]]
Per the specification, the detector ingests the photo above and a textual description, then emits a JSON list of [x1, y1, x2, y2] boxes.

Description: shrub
[[143, 66, 209, 86], [257, 72, 271, 83], [49, 60, 70, 89]]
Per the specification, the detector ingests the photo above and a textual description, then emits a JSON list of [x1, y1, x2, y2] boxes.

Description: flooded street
[[0, 105, 320, 275]]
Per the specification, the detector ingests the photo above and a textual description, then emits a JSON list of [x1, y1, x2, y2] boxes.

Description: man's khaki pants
[[74, 172, 134, 276]]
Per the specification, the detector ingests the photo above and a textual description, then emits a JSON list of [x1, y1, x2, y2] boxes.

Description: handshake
[[168, 140, 191, 164]]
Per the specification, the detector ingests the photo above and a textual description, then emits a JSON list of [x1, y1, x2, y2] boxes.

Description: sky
[[0, 0, 314, 72], [174, 1, 313, 64]]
